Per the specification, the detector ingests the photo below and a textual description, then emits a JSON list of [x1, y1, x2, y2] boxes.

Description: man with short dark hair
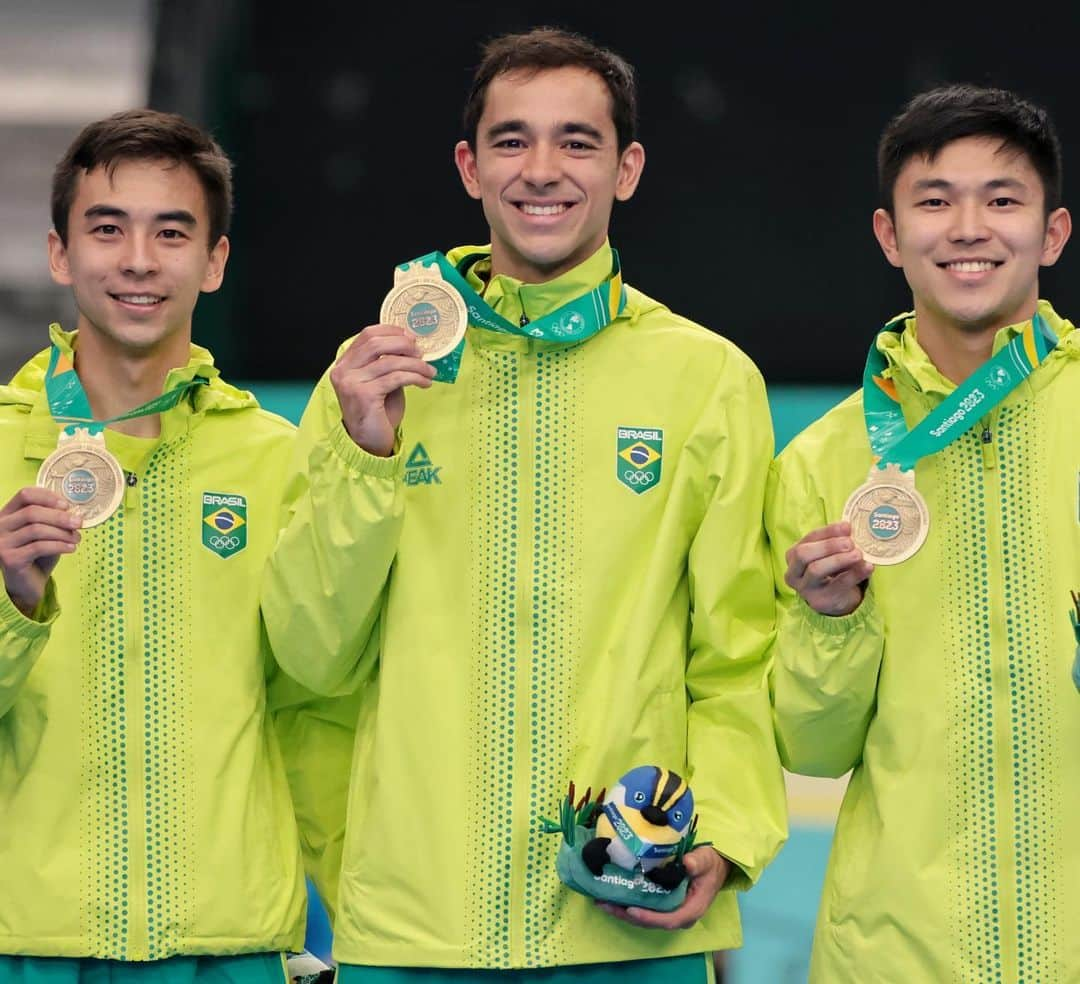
[[264, 26, 786, 984], [768, 84, 1080, 981], [0, 109, 309, 983]]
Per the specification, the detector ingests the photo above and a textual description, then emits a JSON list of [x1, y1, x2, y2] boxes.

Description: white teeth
[[115, 294, 161, 304], [520, 203, 568, 216], [946, 261, 996, 272]]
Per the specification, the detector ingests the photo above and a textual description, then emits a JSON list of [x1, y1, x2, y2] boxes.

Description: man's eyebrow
[[910, 178, 954, 194], [83, 204, 129, 221], [559, 122, 605, 142], [155, 209, 198, 226], [83, 204, 198, 226], [486, 120, 528, 140]]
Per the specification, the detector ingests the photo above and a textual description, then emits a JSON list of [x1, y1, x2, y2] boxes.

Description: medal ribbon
[[44, 342, 208, 436], [397, 250, 627, 382], [863, 312, 1059, 471], [601, 801, 679, 862]]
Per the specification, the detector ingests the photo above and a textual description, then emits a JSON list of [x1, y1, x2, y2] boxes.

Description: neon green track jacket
[[766, 301, 1080, 983], [262, 244, 787, 969], [0, 327, 310, 960]]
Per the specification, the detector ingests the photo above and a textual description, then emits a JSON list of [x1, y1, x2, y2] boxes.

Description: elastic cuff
[[797, 586, 879, 636], [0, 578, 59, 634], [327, 421, 404, 479]]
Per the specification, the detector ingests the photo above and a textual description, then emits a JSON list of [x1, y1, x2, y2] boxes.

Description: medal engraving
[[842, 463, 929, 565], [380, 261, 468, 361], [37, 428, 124, 527]]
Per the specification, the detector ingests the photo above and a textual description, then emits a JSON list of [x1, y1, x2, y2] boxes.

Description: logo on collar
[[405, 443, 442, 486], [202, 492, 247, 558], [616, 426, 663, 495]]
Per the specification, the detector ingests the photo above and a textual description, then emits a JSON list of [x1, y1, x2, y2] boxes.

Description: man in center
[[264, 27, 785, 981]]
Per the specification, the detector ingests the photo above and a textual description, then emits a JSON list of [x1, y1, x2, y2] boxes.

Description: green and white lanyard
[[398, 250, 627, 382], [861, 311, 1059, 471]]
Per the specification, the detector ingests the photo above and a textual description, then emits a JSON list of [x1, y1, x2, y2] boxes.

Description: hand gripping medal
[[37, 427, 124, 527], [380, 261, 468, 362], [847, 309, 1061, 565], [540, 765, 705, 912]]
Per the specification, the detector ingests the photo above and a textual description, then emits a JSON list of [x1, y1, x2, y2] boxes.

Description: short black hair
[[53, 108, 233, 247], [462, 26, 638, 153], [877, 84, 1062, 214]]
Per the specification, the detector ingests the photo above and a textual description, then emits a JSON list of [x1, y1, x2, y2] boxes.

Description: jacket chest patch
[[202, 491, 247, 558], [616, 426, 663, 495]]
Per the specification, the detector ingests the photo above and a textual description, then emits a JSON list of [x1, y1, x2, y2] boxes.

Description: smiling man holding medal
[[263, 26, 786, 984], [0, 110, 324, 984], [766, 85, 1080, 981]]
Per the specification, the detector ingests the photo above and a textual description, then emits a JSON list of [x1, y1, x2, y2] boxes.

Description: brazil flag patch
[[616, 426, 663, 495], [202, 492, 247, 558]]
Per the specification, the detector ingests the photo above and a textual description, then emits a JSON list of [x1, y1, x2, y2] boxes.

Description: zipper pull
[[979, 422, 997, 470], [519, 313, 530, 327]]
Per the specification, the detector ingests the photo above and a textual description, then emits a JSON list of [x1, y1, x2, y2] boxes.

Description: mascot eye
[[633, 792, 646, 803], [673, 811, 684, 823]]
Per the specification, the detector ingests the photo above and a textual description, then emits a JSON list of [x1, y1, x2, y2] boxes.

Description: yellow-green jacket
[[766, 302, 1080, 983], [263, 244, 787, 969], [0, 328, 308, 960]]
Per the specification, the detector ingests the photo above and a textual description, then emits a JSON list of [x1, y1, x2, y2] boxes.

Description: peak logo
[[405, 443, 442, 486], [202, 492, 247, 558], [616, 426, 663, 495]]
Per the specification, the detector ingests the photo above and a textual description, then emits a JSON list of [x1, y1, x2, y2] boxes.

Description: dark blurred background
[[144, 2, 1080, 387]]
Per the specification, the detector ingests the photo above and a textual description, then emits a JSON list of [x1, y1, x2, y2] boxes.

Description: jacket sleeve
[[765, 454, 885, 778], [266, 659, 362, 927], [0, 581, 58, 720], [685, 366, 787, 891], [260, 364, 406, 696]]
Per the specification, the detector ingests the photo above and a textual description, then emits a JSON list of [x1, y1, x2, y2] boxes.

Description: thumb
[[682, 848, 711, 877]]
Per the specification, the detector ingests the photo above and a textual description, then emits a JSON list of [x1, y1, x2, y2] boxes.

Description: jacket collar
[[445, 241, 617, 349], [877, 299, 1077, 405], [2, 325, 258, 462]]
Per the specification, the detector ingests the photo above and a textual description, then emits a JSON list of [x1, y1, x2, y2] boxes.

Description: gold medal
[[37, 427, 124, 528], [841, 462, 929, 566], [380, 260, 468, 361]]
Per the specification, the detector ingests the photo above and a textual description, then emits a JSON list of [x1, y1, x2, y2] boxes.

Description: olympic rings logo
[[209, 534, 241, 549], [622, 469, 657, 486]]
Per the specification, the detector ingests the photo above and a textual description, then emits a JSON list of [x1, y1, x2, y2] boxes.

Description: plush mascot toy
[[540, 765, 703, 912]]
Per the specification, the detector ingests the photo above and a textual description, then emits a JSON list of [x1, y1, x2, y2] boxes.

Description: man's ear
[[872, 208, 903, 269], [454, 141, 483, 200], [47, 229, 74, 286]]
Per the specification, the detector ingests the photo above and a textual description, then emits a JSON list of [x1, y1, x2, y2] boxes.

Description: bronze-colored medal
[[841, 462, 929, 566], [37, 428, 124, 528], [380, 260, 468, 361]]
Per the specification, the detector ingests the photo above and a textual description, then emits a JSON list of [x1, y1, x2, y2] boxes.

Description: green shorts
[[335, 953, 712, 984], [0, 953, 287, 984]]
